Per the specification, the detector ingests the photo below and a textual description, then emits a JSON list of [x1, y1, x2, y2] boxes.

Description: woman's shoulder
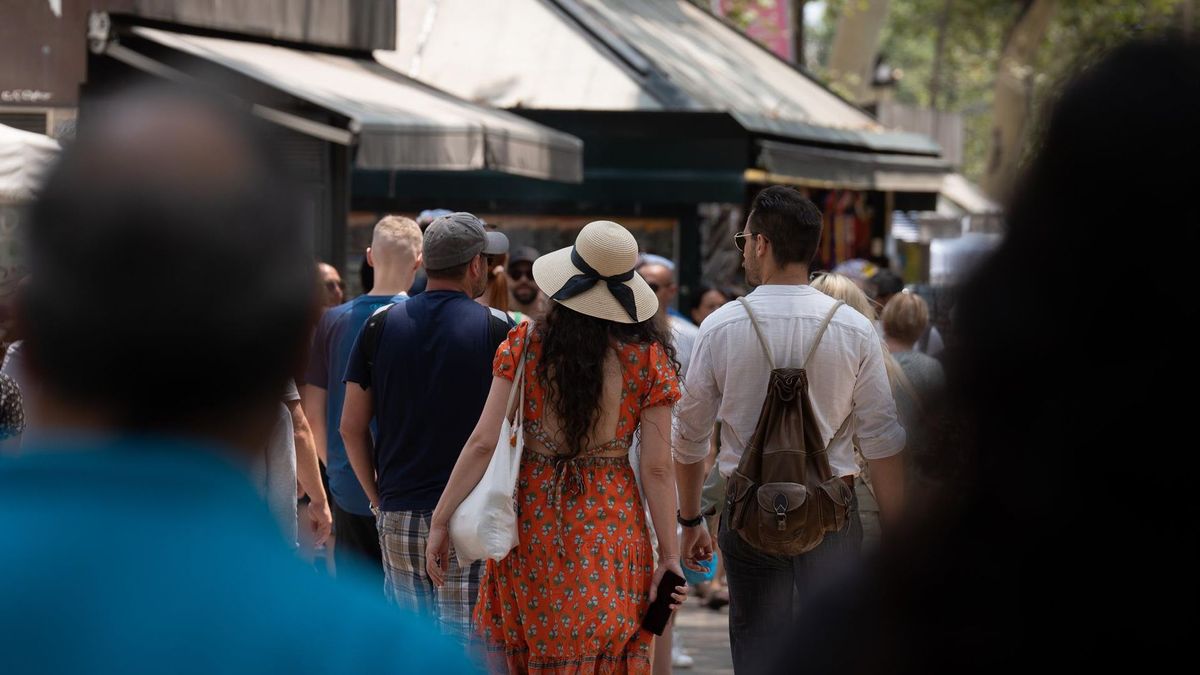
[[502, 321, 544, 362], [615, 338, 671, 366]]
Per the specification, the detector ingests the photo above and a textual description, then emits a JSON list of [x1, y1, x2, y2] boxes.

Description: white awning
[[0, 123, 59, 205], [122, 27, 583, 182], [940, 173, 1002, 214], [380, 0, 942, 157]]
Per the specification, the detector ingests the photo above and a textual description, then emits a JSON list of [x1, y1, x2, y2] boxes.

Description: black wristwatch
[[677, 510, 705, 527]]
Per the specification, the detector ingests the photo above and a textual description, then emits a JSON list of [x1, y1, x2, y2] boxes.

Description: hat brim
[[483, 231, 509, 256], [532, 246, 658, 324]]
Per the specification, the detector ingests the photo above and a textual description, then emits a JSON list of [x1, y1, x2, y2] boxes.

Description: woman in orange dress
[[427, 221, 687, 674]]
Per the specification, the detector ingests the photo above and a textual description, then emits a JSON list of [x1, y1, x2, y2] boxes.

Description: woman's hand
[[426, 522, 451, 587], [649, 557, 689, 610]]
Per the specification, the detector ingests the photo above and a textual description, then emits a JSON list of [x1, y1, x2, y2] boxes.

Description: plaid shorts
[[376, 509, 482, 644]]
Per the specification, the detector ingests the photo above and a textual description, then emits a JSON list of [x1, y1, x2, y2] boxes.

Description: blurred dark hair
[[535, 303, 678, 459], [25, 86, 315, 432], [359, 253, 374, 294], [869, 269, 904, 300], [921, 36, 1199, 666], [775, 38, 1199, 674], [686, 284, 734, 314], [748, 186, 824, 266]]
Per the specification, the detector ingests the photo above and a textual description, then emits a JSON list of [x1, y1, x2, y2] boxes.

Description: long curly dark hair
[[535, 303, 679, 458]]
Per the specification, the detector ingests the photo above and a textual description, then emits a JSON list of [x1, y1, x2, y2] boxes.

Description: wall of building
[[1, 0, 394, 117]]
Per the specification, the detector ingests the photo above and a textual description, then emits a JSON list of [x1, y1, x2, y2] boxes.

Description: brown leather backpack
[[725, 298, 856, 557]]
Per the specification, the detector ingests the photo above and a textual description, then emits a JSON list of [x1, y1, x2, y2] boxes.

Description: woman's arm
[[427, 375, 513, 585], [287, 399, 331, 546], [641, 405, 689, 607], [640, 405, 680, 563]]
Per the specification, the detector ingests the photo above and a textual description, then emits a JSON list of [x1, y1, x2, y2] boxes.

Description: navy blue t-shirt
[[306, 294, 406, 516], [343, 290, 511, 511]]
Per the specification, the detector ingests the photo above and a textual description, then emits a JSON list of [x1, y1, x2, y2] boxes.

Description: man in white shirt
[[673, 186, 906, 672]]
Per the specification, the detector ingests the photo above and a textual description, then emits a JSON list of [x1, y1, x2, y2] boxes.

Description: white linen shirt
[[673, 284, 905, 478]]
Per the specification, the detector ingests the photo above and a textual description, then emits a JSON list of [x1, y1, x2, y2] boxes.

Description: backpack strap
[[487, 306, 515, 349], [361, 303, 395, 376], [802, 301, 845, 369], [739, 296, 855, 449], [737, 297, 776, 371], [739, 297, 846, 370]]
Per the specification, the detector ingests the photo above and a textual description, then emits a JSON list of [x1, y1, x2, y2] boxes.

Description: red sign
[[714, 0, 795, 62]]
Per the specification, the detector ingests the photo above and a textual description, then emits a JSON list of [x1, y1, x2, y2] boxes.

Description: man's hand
[[305, 497, 332, 547], [681, 523, 714, 572], [426, 522, 451, 587]]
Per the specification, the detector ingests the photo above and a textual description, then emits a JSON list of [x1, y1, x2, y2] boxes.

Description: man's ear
[[413, 252, 422, 272], [365, 247, 375, 268]]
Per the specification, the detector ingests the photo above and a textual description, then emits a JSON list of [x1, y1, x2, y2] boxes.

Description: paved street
[[673, 599, 733, 674]]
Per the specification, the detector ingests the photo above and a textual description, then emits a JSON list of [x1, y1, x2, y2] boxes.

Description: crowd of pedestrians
[[1, 36, 1194, 674]]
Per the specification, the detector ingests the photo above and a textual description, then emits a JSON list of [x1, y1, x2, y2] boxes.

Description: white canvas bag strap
[[502, 322, 533, 427]]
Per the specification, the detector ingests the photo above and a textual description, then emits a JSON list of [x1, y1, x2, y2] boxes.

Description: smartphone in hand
[[641, 570, 686, 636]]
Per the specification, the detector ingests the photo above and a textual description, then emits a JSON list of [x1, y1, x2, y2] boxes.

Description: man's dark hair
[[871, 269, 904, 300], [25, 86, 315, 432], [747, 186, 824, 267], [359, 253, 374, 294], [425, 258, 474, 281]]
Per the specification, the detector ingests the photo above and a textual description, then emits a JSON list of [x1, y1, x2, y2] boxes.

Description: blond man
[[304, 216, 422, 581]]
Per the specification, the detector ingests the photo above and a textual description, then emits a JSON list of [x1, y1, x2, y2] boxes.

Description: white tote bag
[[450, 348, 526, 566]]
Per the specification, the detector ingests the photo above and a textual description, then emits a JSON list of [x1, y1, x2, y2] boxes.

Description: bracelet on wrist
[[677, 510, 704, 528]]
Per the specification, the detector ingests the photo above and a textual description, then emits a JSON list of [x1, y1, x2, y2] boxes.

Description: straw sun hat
[[532, 220, 658, 324]]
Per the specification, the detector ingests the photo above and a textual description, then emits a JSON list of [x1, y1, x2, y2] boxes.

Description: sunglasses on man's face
[[733, 231, 763, 253], [508, 264, 534, 281]]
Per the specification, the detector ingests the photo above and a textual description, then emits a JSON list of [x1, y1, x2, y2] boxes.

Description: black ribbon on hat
[[551, 248, 639, 321]]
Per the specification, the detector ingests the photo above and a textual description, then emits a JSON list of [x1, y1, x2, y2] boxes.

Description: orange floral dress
[[477, 322, 681, 674]]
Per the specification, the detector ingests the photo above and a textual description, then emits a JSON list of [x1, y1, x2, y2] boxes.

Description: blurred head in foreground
[[24, 86, 315, 455], [774, 37, 1200, 673]]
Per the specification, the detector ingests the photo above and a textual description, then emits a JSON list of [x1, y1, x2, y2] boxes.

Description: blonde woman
[[810, 272, 906, 547], [881, 292, 945, 500]]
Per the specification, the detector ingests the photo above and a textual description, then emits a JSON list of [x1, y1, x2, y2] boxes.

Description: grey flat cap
[[423, 212, 508, 270]]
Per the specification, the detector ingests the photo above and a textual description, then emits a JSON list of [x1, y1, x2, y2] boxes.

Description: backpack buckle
[[773, 494, 788, 531]]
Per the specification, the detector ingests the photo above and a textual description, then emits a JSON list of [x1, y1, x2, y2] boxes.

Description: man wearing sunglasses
[[674, 186, 907, 672], [505, 246, 544, 322]]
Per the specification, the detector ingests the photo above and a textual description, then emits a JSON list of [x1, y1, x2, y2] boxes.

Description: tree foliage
[[810, 0, 1194, 182]]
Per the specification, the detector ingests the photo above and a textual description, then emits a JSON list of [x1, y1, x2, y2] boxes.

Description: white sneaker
[[671, 643, 695, 669]]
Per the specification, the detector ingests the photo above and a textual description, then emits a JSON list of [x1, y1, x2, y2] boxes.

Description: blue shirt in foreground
[[307, 293, 407, 516], [0, 437, 478, 674]]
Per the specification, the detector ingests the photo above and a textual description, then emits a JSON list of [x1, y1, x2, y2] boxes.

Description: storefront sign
[[1, 90, 53, 104]]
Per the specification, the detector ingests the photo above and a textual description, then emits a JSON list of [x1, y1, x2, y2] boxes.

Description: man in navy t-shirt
[[342, 212, 512, 643], [305, 215, 423, 583]]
